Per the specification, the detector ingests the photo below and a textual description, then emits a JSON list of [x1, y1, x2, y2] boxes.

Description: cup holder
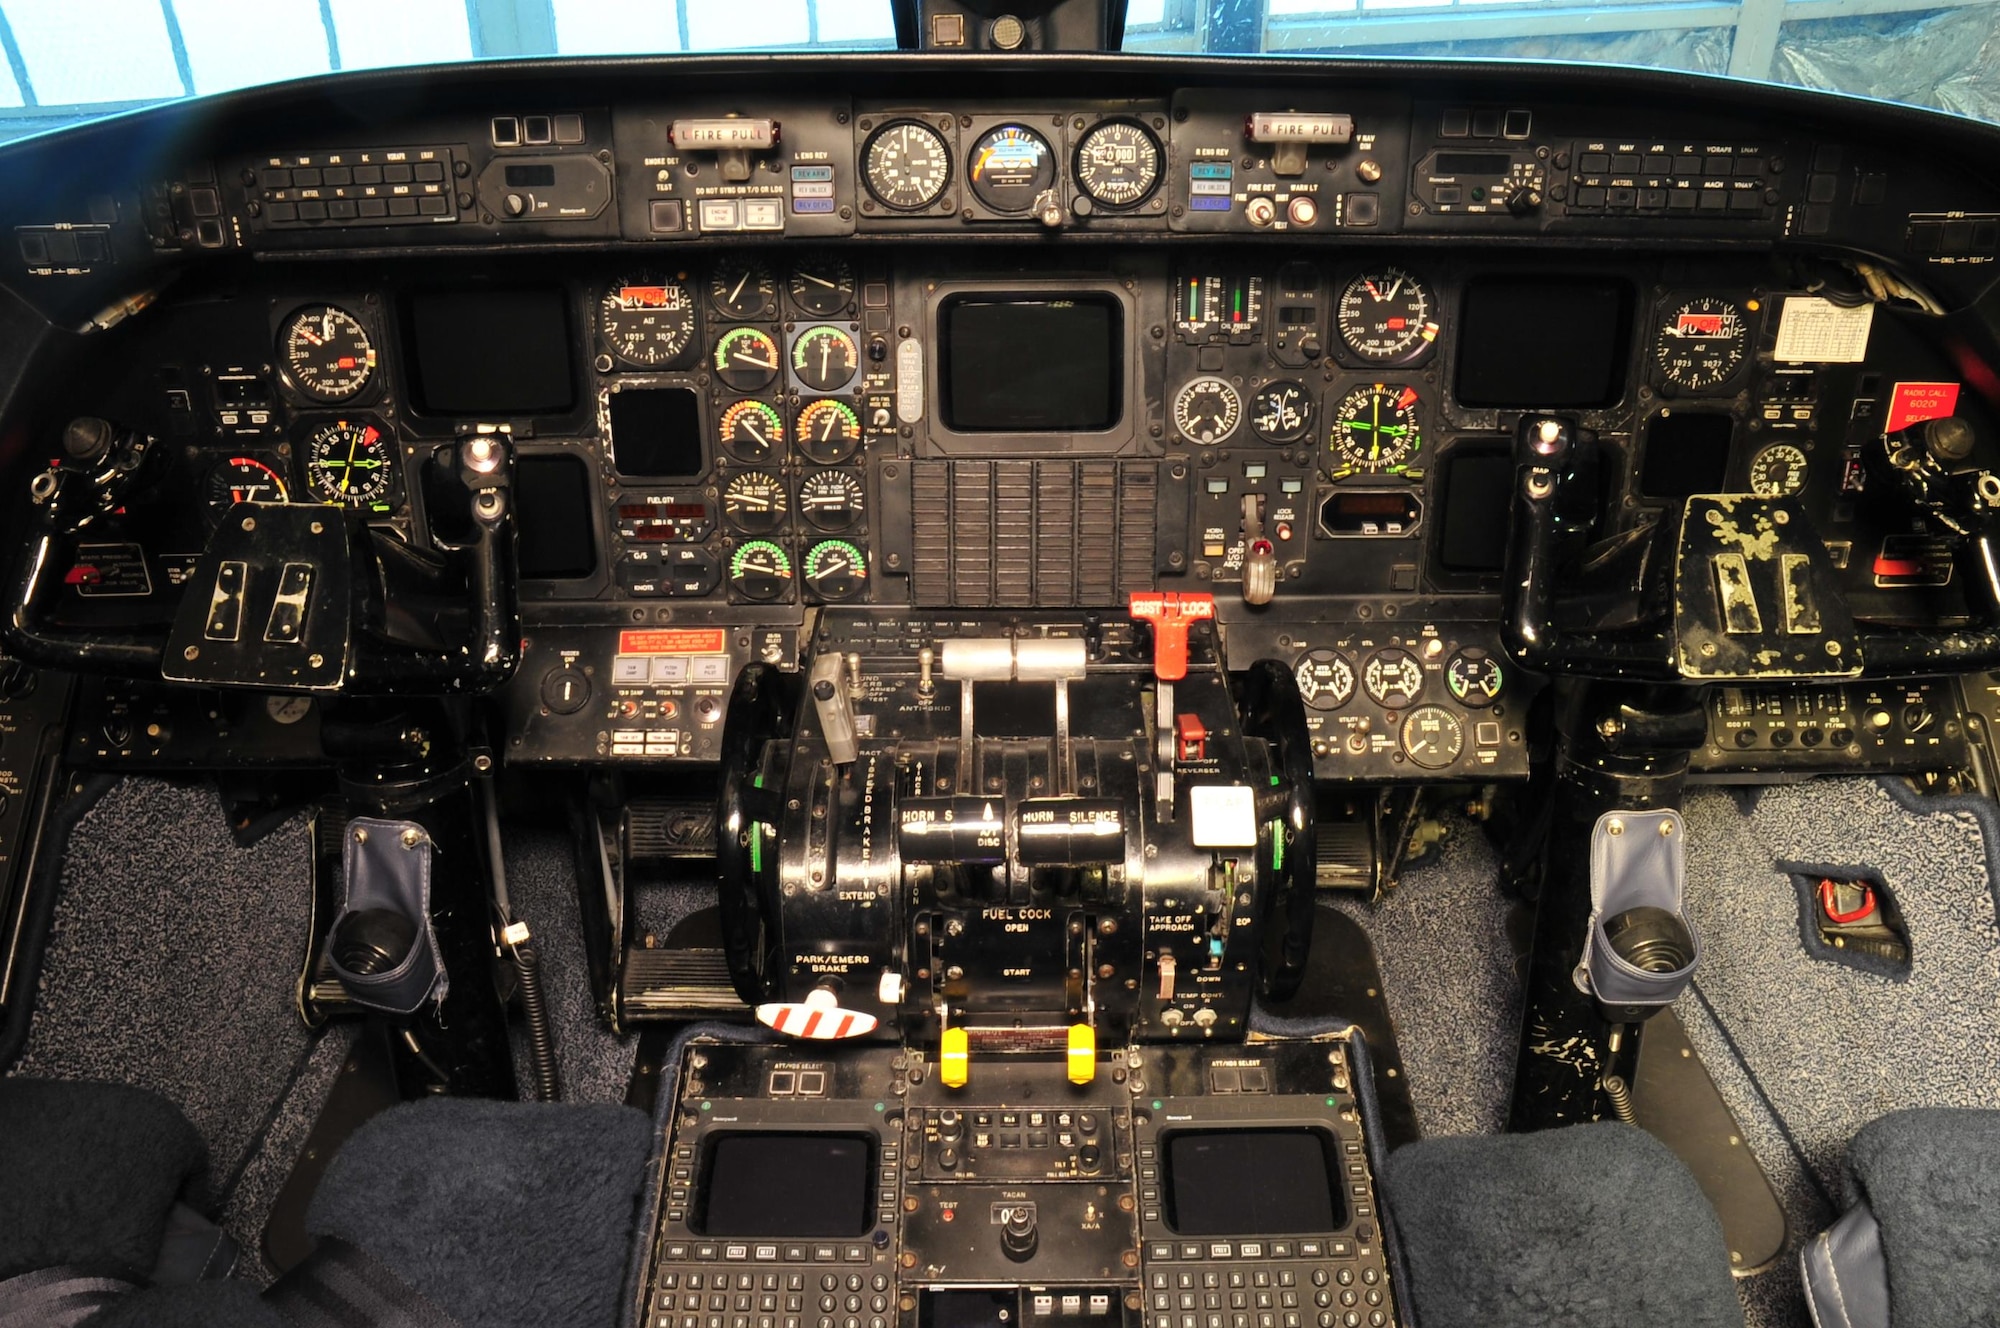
[[1582, 810, 1699, 1022], [1602, 906, 1695, 976]]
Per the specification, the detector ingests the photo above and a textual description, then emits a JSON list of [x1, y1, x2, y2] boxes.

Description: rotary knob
[[1001, 1206, 1038, 1262]]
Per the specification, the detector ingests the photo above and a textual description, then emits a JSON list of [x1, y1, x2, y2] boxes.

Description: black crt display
[[941, 296, 1121, 432], [1455, 278, 1633, 408], [1641, 410, 1735, 498], [1437, 444, 1515, 572], [697, 1133, 875, 1238], [609, 386, 705, 478], [1162, 1130, 1343, 1236], [404, 289, 575, 415], [513, 454, 597, 579]]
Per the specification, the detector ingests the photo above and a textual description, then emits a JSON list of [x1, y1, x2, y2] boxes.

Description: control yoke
[[1502, 414, 2000, 682], [4, 421, 523, 695]]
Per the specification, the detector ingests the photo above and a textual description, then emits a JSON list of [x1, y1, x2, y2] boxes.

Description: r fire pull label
[[1884, 382, 1961, 434]]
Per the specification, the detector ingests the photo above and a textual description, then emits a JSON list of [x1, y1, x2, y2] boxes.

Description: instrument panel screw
[[354, 827, 369, 844], [183, 646, 200, 661], [1607, 819, 1625, 835], [1659, 820, 1674, 837], [401, 828, 420, 848]]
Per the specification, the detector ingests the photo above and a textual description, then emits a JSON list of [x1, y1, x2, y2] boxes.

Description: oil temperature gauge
[[719, 400, 784, 464], [796, 399, 862, 465], [799, 471, 865, 532], [304, 420, 394, 507], [1749, 443, 1809, 497], [1400, 705, 1465, 770], [1363, 647, 1424, 707], [723, 471, 789, 534], [804, 540, 869, 601], [1173, 376, 1242, 444], [205, 455, 290, 515], [729, 541, 793, 602]]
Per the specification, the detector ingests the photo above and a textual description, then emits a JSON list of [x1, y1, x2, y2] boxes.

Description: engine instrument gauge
[[729, 540, 793, 602], [1074, 120, 1161, 210], [599, 276, 695, 367], [1334, 270, 1438, 364], [796, 399, 862, 465], [1748, 443, 1809, 497], [967, 124, 1056, 214], [1363, 647, 1424, 707], [863, 121, 952, 211], [1250, 381, 1312, 444], [304, 420, 394, 507], [1400, 705, 1465, 769], [799, 470, 865, 532], [722, 471, 789, 534], [1656, 297, 1749, 391], [1329, 385, 1423, 475], [1295, 649, 1356, 711], [804, 539, 869, 601], [719, 400, 785, 464], [280, 305, 376, 402], [1175, 274, 1264, 341], [1445, 648, 1504, 707], [709, 259, 777, 320], [792, 326, 859, 394], [1173, 376, 1242, 444], [788, 259, 856, 317], [714, 327, 782, 393], [205, 456, 290, 514]]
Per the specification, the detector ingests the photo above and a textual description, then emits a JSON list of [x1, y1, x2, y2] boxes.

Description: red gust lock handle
[[1129, 591, 1216, 682]]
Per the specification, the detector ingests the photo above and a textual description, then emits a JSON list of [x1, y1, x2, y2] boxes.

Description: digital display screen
[[504, 164, 557, 187], [1641, 410, 1734, 498], [1163, 1131, 1342, 1236], [404, 289, 575, 415], [1455, 278, 1632, 409], [1438, 444, 1515, 572], [697, 1133, 875, 1238], [1432, 153, 1512, 177], [941, 296, 1121, 433], [609, 386, 704, 478], [513, 454, 597, 579]]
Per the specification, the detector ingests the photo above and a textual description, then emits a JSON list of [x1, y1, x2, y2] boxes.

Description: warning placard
[[1883, 381, 1962, 433], [619, 628, 728, 656]]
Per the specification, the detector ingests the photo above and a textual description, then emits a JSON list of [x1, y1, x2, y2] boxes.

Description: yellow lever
[[1067, 1024, 1096, 1084], [940, 1026, 969, 1089]]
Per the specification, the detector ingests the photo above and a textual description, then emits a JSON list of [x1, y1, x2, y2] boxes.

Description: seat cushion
[[81, 1281, 289, 1328], [1382, 1121, 1742, 1328], [306, 1098, 652, 1328], [1847, 1107, 2000, 1328], [0, 1078, 205, 1280]]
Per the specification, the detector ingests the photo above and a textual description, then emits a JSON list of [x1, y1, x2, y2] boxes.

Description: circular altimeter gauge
[[280, 305, 376, 402], [967, 125, 1056, 214], [205, 455, 290, 515], [1334, 269, 1438, 365], [1173, 376, 1242, 444], [304, 419, 394, 507], [714, 327, 782, 393], [1749, 443, 1809, 497], [1251, 381, 1312, 444], [599, 275, 695, 367], [863, 121, 952, 212], [1656, 297, 1749, 391], [1074, 120, 1161, 210], [1329, 384, 1423, 475]]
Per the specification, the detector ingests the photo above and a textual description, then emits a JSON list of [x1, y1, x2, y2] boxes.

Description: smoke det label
[[1884, 382, 1961, 433]]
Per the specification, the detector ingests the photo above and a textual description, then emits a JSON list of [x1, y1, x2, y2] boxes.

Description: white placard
[[1774, 297, 1874, 363]]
